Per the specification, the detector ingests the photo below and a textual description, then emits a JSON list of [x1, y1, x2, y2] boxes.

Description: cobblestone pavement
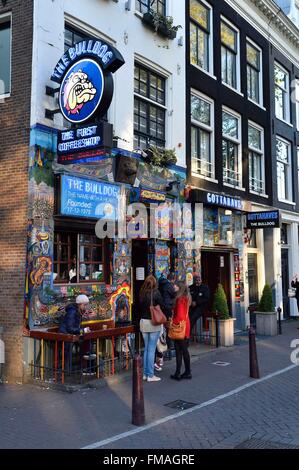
[[0, 320, 298, 449]]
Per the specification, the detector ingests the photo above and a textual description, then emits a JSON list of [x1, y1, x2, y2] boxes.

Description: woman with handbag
[[139, 275, 166, 382], [169, 281, 192, 381]]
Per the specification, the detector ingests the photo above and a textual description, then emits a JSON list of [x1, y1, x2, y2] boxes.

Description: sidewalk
[[0, 320, 298, 449]]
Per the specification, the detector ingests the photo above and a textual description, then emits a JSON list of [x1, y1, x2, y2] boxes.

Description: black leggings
[[174, 339, 190, 375]]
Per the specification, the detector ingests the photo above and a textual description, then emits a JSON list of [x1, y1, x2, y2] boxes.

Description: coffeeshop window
[[53, 231, 108, 284]]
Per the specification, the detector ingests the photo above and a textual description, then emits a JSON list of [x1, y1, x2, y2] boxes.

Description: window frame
[[276, 136, 293, 203], [220, 17, 240, 93], [190, 0, 213, 75], [0, 13, 12, 99], [53, 228, 109, 285], [248, 121, 265, 195], [295, 78, 299, 131], [190, 89, 215, 180], [274, 62, 290, 123], [134, 62, 167, 150], [222, 106, 242, 188], [246, 37, 263, 107], [135, 0, 166, 15]]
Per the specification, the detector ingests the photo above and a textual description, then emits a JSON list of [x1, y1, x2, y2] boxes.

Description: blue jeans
[[142, 330, 161, 378]]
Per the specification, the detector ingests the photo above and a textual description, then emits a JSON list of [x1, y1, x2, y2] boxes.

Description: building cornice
[[249, 0, 299, 47]]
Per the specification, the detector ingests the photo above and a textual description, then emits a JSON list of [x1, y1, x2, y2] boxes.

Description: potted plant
[[210, 283, 235, 347], [143, 146, 177, 167], [255, 284, 277, 336], [142, 9, 182, 40]]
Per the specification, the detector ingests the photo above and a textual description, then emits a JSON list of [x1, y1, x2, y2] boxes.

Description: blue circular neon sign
[[59, 58, 104, 124]]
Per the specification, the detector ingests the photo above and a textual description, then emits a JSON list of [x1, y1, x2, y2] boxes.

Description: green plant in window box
[[144, 146, 177, 167], [142, 9, 182, 40]]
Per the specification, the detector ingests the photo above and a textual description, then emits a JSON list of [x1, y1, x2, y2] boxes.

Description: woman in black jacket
[[139, 275, 165, 382], [291, 274, 299, 314]]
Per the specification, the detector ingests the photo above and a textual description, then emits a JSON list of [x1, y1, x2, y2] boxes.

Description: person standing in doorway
[[189, 273, 210, 336], [291, 274, 299, 323], [139, 275, 165, 382], [170, 281, 192, 380]]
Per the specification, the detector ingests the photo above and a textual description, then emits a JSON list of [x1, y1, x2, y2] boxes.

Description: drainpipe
[[0, 326, 4, 381]]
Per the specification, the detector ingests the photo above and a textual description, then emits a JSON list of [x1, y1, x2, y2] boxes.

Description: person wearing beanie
[[58, 294, 90, 335]]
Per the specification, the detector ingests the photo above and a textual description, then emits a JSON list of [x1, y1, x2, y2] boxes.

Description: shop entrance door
[[131, 240, 149, 327], [201, 251, 232, 313], [281, 248, 290, 318]]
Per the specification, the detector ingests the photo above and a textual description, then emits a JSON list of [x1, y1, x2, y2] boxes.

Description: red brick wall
[[0, 0, 33, 382]]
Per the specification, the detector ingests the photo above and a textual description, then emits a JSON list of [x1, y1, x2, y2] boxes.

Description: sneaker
[[154, 363, 162, 371], [157, 358, 164, 367], [143, 375, 147, 381], [147, 375, 161, 382]]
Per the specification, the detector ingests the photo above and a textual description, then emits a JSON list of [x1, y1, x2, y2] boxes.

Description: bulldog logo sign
[[52, 39, 125, 124]]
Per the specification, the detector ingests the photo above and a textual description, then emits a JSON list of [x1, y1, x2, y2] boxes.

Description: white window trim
[[295, 79, 299, 131], [246, 37, 263, 108], [220, 16, 241, 93], [248, 121, 265, 196], [276, 135, 293, 203], [222, 106, 242, 188], [191, 90, 215, 179], [191, 63, 217, 81], [0, 12, 12, 99], [190, 0, 214, 76], [274, 61, 290, 124]]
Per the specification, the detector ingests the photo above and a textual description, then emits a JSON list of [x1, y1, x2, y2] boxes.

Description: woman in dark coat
[[291, 274, 299, 313]]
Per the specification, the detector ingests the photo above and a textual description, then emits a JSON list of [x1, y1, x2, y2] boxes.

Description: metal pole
[[215, 311, 219, 348], [277, 307, 282, 335], [249, 327, 260, 379], [132, 354, 145, 426]]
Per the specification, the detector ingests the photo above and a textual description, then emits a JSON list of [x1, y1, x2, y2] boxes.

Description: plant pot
[[208, 317, 235, 347], [255, 311, 277, 336], [142, 12, 177, 39]]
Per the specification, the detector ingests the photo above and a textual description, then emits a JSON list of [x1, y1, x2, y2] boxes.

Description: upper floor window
[[64, 24, 88, 51], [135, 0, 166, 15], [295, 79, 299, 131], [0, 17, 11, 96], [276, 137, 292, 202], [274, 62, 290, 122], [246, 39, 262, 106], [221, 19, 240, 91], [222, 108, 242, 187], [134, 63, 166, 150], [191, 92, 214, 179], [248, 123, 265, 194], [190, 0, 213, 74]]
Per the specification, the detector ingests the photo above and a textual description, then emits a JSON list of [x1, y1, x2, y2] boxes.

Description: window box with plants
[[255, 284, 277, 336], [142, 9, 182, 40], [209, 284, 235, 347], [142, 146, 177, 167]]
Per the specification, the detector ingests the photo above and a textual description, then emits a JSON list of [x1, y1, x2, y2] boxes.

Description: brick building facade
[[0, 0, 33, 381]]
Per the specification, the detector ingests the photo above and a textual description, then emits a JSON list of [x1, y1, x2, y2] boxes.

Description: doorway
[[201, 250, 232, 313], [281, 248, 290, 318]]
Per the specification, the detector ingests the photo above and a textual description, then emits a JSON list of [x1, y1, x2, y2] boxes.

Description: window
[[297, 147, 299, 191], [134, 63, 166, 150], [135, 0, 166, 15], [0, 18, 11, 96], [248, 123, 265, 194], [222, 108, 241, 187], [276, 137, 292, 201], [246, 39, 262, 105], [281, 223, 288, 245], [221, 19, 239, 90], [64, 24, 88, 51], [274, 63, 290, 122], [190, 0, 212, 73], [191, 92, 214, 178], [248, 253, 259, 304], [295, 79, 299, 131], [54, 231, 107, 284]]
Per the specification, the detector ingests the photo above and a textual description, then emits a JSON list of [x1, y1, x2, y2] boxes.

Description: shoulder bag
[[288, 287, 297, 298], [150, 290, 167, 326], [168, 318, 186, 340]]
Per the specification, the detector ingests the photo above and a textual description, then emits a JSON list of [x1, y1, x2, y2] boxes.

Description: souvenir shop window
[[218, 209, 233, 245], [53, 231, 108, 284], [203, 207, 218, 245]]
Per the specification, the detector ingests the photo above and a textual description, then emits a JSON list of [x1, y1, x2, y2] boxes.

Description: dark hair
[[167, 272, 176, 282], [139, 275, 157, 301]]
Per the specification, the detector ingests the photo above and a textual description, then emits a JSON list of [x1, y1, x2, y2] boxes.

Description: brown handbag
[[168, 319, 186, 340], [150, 290, 167, 326]]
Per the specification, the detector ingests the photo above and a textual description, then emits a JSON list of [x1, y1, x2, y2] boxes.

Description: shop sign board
[[51, 39, 125, 124], [191, 189, 243, 211], [130, 187, 166, 203], [60, 175, 120, 220], [246, 210, 280, 229], [57, 123, 113, 163]]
